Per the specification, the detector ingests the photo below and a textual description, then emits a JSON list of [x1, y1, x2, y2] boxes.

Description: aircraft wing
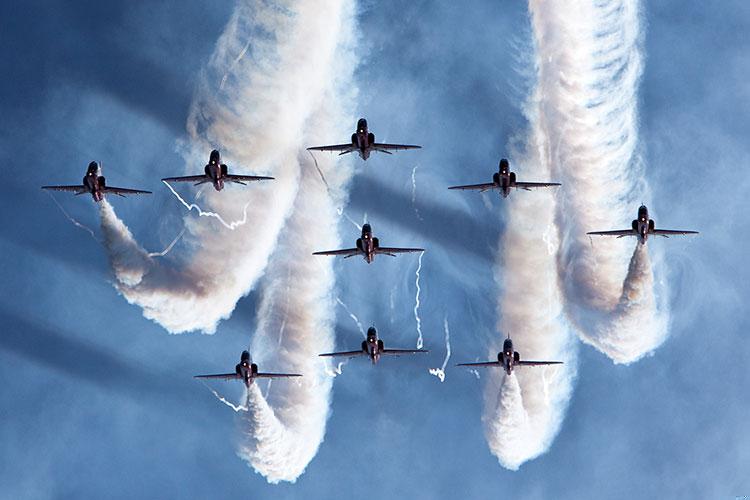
[[652, 229, 699, 237], [381, 349, 429, 356], [372, 143, 421, 151], [514, 181, 561, 190], [194, 373, 242, 381], [319, 350, 366, 359], [161, 175, 209, 184], [517, 361, 563, 366], [375, 247, 424, 256], [254, 372, 302, 379], [456, 361, 501, 367], [226, 174, 275, 184], [41, 185, 88, 195], [313, 248, 361, 258], [586, 229, 635, 238], [307, 144, 356, 155], [448, 182, 498, 192], [103, 186, 152, 196]]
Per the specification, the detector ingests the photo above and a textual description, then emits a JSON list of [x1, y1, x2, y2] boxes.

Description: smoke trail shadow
[[0, 307, 189, 404]]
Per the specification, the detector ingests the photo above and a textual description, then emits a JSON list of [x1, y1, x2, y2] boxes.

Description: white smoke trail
[[162, 181, 251, 230], [410, 164, 423, 221], [199, 380, 249, 413], [529, 0, 668, 363], [147, 228, 186, 258], [336, 297, 366, 338], [219, 39, 251, 90], [46, 192, 100, 243], [428, 316, 451, 382], [578, 243, 667, 363], [413, 251, 425, 349], [232, 0, 358, 482], [237, 132, 356, 482], [486, 205, 575, 470], [338, 207, 363, 231], [98, 0, 356, 334], [483, 0, 664, 470]]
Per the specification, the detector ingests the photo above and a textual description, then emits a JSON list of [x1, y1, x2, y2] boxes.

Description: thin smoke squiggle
[[413, 250, 425, 349], [162, 181, 251, 230]]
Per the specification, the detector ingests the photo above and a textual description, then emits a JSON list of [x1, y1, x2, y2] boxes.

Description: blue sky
[[1, 1, 749, 498]]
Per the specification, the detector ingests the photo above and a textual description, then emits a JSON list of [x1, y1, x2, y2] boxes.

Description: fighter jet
[[319, 326, 428, 365], [41, 161, 151, 202], [161, 149, 274, 191], [194, 351, 301, 388], [587, 205, 699, 245], [457, 334, 562, 376], [448, 158, 560, 198], [306, 118, 421, 160], [313, 223, 424, 264]]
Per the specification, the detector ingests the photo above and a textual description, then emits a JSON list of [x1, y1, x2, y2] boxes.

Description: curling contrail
[[484, 0, 666, 470], [237, 109, 357, 482], [530, 0, 670, 363], [229, 0, 358, 482], [98, 0, 356, 334]]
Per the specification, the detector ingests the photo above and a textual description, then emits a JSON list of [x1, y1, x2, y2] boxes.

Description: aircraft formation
[[42, 117, 699, 393]]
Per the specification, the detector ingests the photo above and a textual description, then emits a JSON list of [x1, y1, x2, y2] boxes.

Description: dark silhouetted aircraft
[[448, 158, 560, 198], [42, 161, 151, 202], [457, 334, 562, 376], [194, 351, 301, 388], [162, 149, 274, 191], [587, 205, 698, 245], [313, 223, 424, 264], [306, 118, 421, 160], [319, 326, 428, 364]]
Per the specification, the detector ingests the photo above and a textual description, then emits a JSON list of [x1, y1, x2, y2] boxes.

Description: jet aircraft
[[448, 158, 560, 198], [319, 326, 428, 365], [457, 335, 562, 376], [587, 205, 698, 244], [194, 351, 301, 388], [42, 161, 151, 202], [306, 118, 421, 160], [162, 149, 274, 191], [313, 223, 424, 264]]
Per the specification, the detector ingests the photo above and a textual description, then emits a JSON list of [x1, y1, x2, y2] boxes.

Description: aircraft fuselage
[[235, 351, 259, 387], [82, 161, 106, 202], [204, 150, 230, 191], [633, 205, 655, 244], [351, 118, 375, 160], [355, 223, 378, 263], [499, 338, 519, 375], [492, 159, 516, 198], [361, 327, 385, 364]]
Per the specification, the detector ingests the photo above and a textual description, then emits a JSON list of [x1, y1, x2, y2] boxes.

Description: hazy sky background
[[1, 1, 748, 498]]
